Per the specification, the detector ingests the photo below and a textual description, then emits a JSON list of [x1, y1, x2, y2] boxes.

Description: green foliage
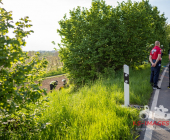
[[26, 50, 63, 73], [2, 58, 168, 139], [41, 67, 65, 78], [5, 61, 156, 139], [165, 24, 170, 48], [160, 54, 169, 72], [57, 0, 168, 86], [0, 2, 48, 137]]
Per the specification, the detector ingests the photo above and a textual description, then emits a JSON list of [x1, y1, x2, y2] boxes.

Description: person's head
[[62, 79, 66, 85], [155, 41, 160, 47]]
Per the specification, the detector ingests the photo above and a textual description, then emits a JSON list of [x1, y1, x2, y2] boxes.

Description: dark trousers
[[158, 60, 161, 75], [150, 60, 161, 87], [50, 84, 55, 91]]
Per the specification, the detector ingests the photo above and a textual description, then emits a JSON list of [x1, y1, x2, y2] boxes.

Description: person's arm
[[149, 55, 156, 67], [149, 55, 153, 64], [169, 54, 170, 61], [155, 54, 161, 65]]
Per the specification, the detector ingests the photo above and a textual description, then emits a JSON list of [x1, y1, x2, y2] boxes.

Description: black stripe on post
[[124, 73, 129, 84]]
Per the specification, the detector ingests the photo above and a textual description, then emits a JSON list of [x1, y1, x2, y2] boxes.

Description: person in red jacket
[[149, 41, 162, 89]]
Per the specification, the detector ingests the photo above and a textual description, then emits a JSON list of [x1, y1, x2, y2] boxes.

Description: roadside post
[[169, 63, 170, 88], [168, 60, 170, 88], [124, 64, 129, 106], [168, 49, 170, 89]]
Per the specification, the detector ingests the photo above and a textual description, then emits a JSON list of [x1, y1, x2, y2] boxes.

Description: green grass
[[41, 67, 66, 78], [28, 84, 140, 140], [160, 54, 169, 71], [2, 55, 170, 140]]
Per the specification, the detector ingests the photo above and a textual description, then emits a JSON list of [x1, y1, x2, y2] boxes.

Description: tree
[[165, 24, 170, 48], [0, 1, 48, 136], [57, 0, 168, 86], [116, 0, 168, 65]]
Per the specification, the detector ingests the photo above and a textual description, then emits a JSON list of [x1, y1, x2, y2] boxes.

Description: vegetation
[[0, 1, 48, 137], [26, 51, 64, 77], [1, 0, 170, 139], [41, 67, 65, 78], [3, 55, 170, 139], [166, 24, 170, 48], [57, 0, 168, 86]]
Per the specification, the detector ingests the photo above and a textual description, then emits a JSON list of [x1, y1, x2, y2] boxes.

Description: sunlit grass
[[36, 85, 139, 140], [2, 55, 169, 139], [41, 67, 66, 78], [30, 63, 153, 139]]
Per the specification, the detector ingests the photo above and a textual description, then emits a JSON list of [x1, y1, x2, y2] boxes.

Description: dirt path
[[39, 74, 68, 93]]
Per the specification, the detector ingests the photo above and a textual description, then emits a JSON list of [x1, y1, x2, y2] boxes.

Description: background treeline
[[26, 51, 63, 72], [57, 0, 169, 86], [166, 24, 170, 46]]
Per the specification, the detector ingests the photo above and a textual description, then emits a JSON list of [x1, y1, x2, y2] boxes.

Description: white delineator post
[[124, 64, 129, 106]]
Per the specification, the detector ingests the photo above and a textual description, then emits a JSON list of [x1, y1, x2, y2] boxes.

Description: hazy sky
[[2, 0, 170, 51]]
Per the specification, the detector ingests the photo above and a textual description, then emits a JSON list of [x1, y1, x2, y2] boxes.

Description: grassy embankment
[[3, 55, 169, 140], [41, 67, 66, 78]]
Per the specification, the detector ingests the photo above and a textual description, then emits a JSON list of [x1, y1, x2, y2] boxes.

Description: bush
[[0, 1, 48, 138], [57, 0, 168, 86]]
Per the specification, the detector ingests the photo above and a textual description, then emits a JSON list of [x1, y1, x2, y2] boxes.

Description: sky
[[2, 0, 170, 51]]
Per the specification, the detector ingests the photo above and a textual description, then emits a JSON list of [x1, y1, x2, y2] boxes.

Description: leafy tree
[[57, 0, 168, 86], [0, 0, 48, 137], [116, 0, 168, 65], [149, 5, 168, 51], [165, 24, 170, 48]]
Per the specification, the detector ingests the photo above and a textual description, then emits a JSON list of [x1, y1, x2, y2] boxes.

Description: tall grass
[[34, 83, 140, 140], [2, 55, 169, 140], [41, 67, 65, 78], [17, 66, 152, 139]]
